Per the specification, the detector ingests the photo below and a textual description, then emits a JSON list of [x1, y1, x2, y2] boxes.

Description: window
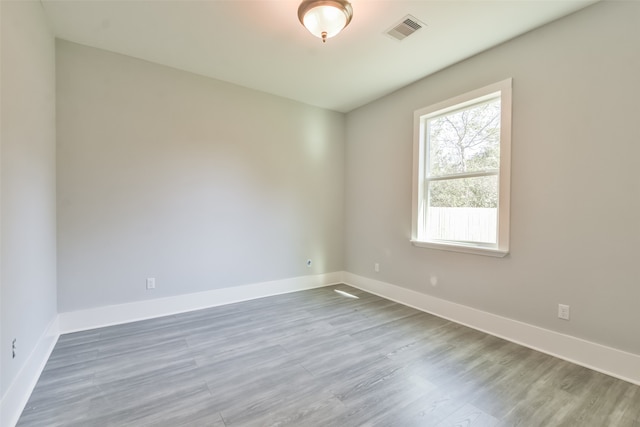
[[411, 79, 512, 257]]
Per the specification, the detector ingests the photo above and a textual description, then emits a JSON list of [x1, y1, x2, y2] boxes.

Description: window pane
[[427, 176, 498, 243], [427, 99, 500, 176]]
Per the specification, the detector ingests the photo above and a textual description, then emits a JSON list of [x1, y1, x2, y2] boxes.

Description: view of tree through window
[[425, 97, 501, 244], [427, 98, 500, 208]]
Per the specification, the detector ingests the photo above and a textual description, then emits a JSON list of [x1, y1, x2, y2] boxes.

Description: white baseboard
[[342, 272, 640, 386], [1, 316, 59, 427], [58, 272, 342, 334]]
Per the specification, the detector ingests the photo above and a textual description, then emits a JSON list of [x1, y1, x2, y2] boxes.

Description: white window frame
[[411, 78, 512, 257]]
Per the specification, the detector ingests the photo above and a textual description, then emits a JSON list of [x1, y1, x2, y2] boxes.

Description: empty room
[[1, 0, 639, 426]]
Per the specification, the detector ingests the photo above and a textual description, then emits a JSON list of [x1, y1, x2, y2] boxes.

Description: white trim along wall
[[0, 318, 59, 427], [342, 272, 640, 387], [57, 272, 343, 333]]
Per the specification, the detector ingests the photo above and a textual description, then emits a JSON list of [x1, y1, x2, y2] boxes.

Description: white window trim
[[411, 78, 512, 257]]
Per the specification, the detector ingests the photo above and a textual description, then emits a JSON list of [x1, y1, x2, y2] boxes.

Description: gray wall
[[56, 41, 345, 312], [1, 0, 57, 397], [345, 1, 640, 355]]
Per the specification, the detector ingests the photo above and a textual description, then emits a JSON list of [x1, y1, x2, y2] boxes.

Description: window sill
[[411, 239, 509, 258]]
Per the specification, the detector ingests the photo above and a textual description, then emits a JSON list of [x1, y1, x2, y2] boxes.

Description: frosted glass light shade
[[298, 0, 353, 42]]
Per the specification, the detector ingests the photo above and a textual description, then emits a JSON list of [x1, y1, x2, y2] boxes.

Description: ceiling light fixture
[[298, 0, 353, 43]]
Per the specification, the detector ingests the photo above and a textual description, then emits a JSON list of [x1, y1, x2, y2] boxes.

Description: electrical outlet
[[146, 278, 156, 290], [12, 338, 16, 359], [374, 263, 380, 272], [558, 304, 570, 320]]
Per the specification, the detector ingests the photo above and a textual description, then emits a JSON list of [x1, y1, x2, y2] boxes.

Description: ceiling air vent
[[386, 15, 426, 41]]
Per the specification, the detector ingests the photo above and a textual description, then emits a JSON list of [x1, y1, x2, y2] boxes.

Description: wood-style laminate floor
[[17, 285, 640, 427]]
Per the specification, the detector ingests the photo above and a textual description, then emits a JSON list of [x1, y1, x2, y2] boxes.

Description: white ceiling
[[41, 0, 599, 112]]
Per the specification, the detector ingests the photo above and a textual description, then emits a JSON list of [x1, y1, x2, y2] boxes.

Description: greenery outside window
[[411, 79, 512, 257]]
